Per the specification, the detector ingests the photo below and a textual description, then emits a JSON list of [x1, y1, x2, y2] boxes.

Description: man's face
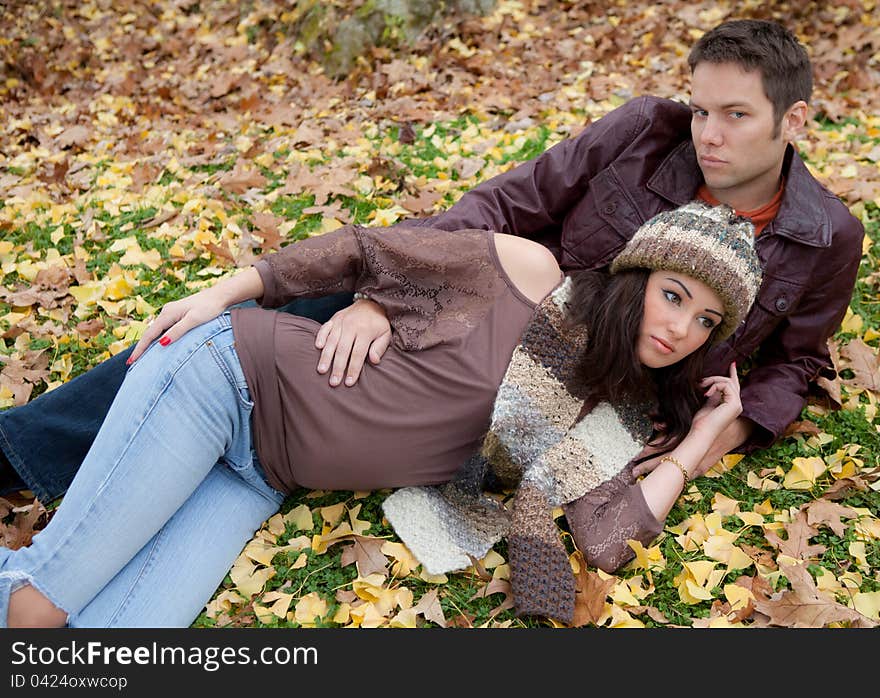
[[689, 61, 800, 210]]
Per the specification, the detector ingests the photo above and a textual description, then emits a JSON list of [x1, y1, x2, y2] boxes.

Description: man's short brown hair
[[688, 19, 812, 134]]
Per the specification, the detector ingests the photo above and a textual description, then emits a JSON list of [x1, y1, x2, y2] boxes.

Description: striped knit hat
[[610, 201, 762, 342]]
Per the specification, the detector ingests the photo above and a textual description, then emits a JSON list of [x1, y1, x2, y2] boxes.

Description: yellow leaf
[[627, 539, 665, 571], [849, 541, 869, 570], [348, 503, 372, 536], [204, 589, 247, 619], [229, 559, 275, 598], [747, 470, 780, 491], [606, 604, 645, 628], [261, 591, 293, 619], [841, 306, 863, 334], [266, 513, 285, 536], [754, 499, 774, 515], [291, 553, 308, 569], [737, 511, 765, 526], [293, 592, 328, 627], [320, 503, 345, 526], [481, 550, 506, 569], [711, 492, 740, 516], [318, 217, 344, 234], [783, 456, 826, 490], [332, 603, 351, 624], [852, 591, 880, 621], [705, 453, 744, 477], [367, 205, 411, 227], [723, 583, 754, 612], [283, 504, 314, 532], [119, 242, 163, 270], [381, 541, 420, 577]]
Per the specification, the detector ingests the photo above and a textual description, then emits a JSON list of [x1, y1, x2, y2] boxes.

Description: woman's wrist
[[212, 267, 264, 306]]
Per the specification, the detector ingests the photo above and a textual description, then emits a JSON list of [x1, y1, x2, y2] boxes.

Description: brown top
[[230, 225, 538, 493]]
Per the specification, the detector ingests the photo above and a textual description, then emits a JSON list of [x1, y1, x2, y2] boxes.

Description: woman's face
[[637, 270, 725, 368]]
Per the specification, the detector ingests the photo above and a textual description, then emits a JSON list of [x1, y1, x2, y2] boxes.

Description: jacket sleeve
[[254, 224, 508, 350], [738, 202, 865, 450], [406, 97, 660, 238]]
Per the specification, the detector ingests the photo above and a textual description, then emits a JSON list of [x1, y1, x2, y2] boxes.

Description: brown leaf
[[764, 509, 826, 562], [783, 419, 821, 438], [339, 536, 389, 578], [75, 318, 105, 338], [805, 499, 859, 536], [56, 124, 91, 149], [753, 562, 876, 628], [0, 497, 47, 550], [839, 337, 880, 393], [740, 544, 778, 571], [816, 338, 843, 407], [822, 475, 872, 500], [571, 565, 615, 627], [218, 163, 268, 194], [400, 190, 443, 215], [251, 212, 284, 251], [397, 122, 417, 144], [411, 589, 447, 628], [466, 555, 493, 582]]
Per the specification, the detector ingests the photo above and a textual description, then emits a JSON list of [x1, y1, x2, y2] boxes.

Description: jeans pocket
[[227, 453, 285, 505], [206, 340, 254, 410]]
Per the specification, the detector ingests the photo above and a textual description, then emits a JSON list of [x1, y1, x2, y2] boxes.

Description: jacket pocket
[[730, 273, 805, 355], [560, 168, 641, 269]]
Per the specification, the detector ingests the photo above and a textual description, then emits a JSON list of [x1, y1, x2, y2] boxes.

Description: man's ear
[[781, 100, 808, 142]]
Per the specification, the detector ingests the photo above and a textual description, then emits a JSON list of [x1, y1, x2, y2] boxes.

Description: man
[[0, 19, 865, 508]]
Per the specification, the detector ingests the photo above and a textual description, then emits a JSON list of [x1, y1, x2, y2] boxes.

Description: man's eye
[[730, 111, 745, 119], [692, 108, 708, 118]]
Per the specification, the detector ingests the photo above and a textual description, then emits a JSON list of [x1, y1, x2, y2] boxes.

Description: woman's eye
[[663, 289, 681, 304], [698, 316, 716, 329]]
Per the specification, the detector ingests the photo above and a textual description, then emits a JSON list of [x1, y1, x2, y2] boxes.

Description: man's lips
[[651, 336, 674, 353], [700, 154, 727, 166]]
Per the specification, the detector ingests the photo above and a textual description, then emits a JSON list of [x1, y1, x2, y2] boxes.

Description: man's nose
[[700, 116, 723, 146]]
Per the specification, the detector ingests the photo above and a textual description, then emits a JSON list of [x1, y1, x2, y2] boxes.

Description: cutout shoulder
[[493, 233, 562, 304]]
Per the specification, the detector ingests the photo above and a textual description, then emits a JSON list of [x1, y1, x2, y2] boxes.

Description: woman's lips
[[651, 336, 674, 353]]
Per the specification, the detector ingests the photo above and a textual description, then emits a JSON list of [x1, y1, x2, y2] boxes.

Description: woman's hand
[[127, 287, 230, 364], [690, 362, 743, 439]]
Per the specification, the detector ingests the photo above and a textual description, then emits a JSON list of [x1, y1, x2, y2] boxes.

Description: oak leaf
[[764, 510, 826, 562], [753, 562, 877, 628], [805, 499, 859, 536]]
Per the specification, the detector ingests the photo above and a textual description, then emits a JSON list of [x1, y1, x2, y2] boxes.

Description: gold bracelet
[[660, 455, 689, 487]]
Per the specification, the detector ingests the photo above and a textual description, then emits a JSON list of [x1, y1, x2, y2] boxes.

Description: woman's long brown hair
[[564, 269, 716, 450]]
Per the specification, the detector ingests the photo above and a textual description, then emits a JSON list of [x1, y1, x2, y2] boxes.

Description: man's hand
[[314, 298, 392, 387]]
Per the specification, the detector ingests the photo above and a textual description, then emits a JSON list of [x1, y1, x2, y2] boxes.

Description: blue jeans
[[0, 312, 285, 627], [0, 293, 352, 501]]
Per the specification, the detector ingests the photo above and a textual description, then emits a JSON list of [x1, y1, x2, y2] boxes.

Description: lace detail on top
[[258, 225, 509, 350]]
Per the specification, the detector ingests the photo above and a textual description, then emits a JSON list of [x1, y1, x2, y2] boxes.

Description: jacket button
[[604, 203, 617, 214], [775, 297, 789, 312]]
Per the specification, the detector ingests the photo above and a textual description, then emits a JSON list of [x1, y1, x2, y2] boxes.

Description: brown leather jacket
[[414, 96, 865, 450]]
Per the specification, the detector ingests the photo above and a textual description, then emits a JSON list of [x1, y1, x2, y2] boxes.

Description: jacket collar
[[647, 142, 833, 248]]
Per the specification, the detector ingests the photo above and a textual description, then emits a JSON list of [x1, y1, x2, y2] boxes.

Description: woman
[[0, 201, 760, 627]]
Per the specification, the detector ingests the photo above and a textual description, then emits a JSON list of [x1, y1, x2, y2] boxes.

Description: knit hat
[[609, 201, 762, 342]]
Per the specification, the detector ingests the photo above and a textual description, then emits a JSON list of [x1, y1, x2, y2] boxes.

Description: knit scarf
[[382, 278, 654, 624]]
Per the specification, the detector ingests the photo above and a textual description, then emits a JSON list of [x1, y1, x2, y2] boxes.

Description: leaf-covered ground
[[1, 0, 879, 628]]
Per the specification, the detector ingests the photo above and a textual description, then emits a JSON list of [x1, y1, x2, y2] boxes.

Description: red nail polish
[[126, 357, 132, 365], [159, 337, 171, 346]]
